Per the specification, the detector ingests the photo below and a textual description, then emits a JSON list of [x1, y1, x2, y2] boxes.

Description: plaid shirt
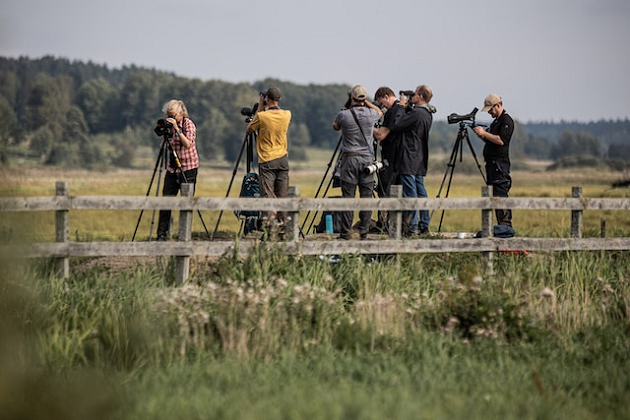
[[165, 117, 199, 173]]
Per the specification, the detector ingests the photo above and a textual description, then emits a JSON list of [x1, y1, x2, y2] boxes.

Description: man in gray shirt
[[332, 85, 383, 240]]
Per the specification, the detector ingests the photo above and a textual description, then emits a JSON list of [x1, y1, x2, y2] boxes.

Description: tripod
[[131, 135, 210, 241], [301, 135, 342, 234], [301, 135, 386, 235], [211, 129, 257, 239], [433, 121, 487, 232]]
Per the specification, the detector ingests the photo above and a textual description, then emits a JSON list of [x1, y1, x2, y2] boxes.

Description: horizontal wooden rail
[[3, 196, 630, 212], [9, 237, 630, 259], [1, 182, 629, 282]]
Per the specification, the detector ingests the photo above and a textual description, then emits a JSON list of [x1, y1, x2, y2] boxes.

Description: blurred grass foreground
[[1, 246, 629, 420], [1, 162, 630, 419]]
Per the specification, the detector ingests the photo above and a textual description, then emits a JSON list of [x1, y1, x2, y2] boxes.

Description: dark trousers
[[157, 168, 197, 239], [340, 179, 373, 237], [486, 160, 512, 226], [258, 155, 289, 227], [375, 165, 397, 229]]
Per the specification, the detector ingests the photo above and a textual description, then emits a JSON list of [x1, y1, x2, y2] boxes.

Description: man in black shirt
[[389, 85, 436, 236], [373, 87, 403, 230], [473, 94, 514, 227]]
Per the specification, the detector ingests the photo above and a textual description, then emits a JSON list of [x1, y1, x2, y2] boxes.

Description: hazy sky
[[2, 0, 629, 123]]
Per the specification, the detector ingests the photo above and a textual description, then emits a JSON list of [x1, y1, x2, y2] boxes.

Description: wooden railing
[[2, 181, 630, 282]]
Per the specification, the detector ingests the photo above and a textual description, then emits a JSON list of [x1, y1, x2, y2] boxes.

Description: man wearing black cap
[[247, 86, 292, 235], [332, 85, 383, 240], [473, 94, 514, 227]]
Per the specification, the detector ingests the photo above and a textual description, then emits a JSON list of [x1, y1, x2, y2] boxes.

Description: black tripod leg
[[301, 135, 343, 234], [132, 143, 165, 241], [464, 130, 487, 183], [211, 132, 249, 240], [433, 128, 464, 233]]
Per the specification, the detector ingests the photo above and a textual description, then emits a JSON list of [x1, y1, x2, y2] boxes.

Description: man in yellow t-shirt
[[247, 86, 292, 232]]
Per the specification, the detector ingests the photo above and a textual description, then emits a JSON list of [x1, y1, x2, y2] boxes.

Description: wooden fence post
[[481, 186, 493, 274], [176, 183, 193, 284], [389, 185, 403, 240], [571, 186, 583, 238], [55, 181, 69, 278], [287, 186, 300, 241]]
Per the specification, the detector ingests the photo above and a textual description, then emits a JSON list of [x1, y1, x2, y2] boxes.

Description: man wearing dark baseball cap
[[473, 94, 515, 230], [247, 86, 291, 238]]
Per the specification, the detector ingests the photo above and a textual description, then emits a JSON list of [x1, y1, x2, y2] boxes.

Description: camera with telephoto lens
[[154, 118, 173, 137], [240, 102, 260, 123], [363, 159, 389, 175], [447, 107, 479, 126]]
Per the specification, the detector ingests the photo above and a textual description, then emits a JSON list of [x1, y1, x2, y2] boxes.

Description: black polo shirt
[[483, 110, 514, 162], [380, 101, 403, 163]]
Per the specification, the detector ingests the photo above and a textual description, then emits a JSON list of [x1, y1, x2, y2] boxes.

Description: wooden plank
[[2, 196, 630, 212], [6, 237, 630, 259]]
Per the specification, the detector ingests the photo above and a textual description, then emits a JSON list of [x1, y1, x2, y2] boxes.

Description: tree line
[[1, 55, 629, 170]]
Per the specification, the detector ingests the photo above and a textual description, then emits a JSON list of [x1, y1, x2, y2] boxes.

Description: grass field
[[1, 155, 630, 419], [2, 151, 630, 241]]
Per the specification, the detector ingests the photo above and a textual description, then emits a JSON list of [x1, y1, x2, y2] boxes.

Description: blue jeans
[[400, 174, 430, 233]]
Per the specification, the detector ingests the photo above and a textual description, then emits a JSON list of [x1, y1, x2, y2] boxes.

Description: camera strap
[[349, 108, 373, 157]]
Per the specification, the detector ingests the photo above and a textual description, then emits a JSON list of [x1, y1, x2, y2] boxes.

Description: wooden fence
[[1, 181, 630, 282]]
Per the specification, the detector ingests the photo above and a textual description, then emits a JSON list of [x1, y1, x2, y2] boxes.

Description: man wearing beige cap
[[473, 94, 514, 228], [332, 85, 383, 240]]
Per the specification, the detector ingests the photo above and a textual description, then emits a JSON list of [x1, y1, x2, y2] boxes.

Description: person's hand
[[473, 126, 486, 139], [258, 93, 266, 110], [166, 116, 178, 130]]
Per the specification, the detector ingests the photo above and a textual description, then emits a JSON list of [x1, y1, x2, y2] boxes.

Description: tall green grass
[[2, 249, 629, 419]]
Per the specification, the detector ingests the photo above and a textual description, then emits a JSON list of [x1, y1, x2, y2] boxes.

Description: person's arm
[[332, 111, 342, 131], [373, 126, 390, 141], [176, 118, 196, 149], [364, 100, 383, 120], [247, 95, 266, 134], [473, 126, 503, 145], [390, 106, 416, 131]]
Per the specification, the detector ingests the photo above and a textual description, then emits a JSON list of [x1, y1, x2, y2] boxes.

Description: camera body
[[154, 118, 173, 137], [363, 159, 389, 175]]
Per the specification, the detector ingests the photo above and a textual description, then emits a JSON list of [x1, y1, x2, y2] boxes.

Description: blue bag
[[235, 172, 261, 219]]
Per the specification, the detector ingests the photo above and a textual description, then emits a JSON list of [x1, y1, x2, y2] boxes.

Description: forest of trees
[[1, 56, 629, 170]]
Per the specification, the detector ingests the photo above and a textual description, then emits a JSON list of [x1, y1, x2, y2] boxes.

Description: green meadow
[[1, 155, 630, 420], [2, 152, 629, 241]]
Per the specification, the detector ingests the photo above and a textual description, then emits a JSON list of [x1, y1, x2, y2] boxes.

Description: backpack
[[234, 173, 261, 233]]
